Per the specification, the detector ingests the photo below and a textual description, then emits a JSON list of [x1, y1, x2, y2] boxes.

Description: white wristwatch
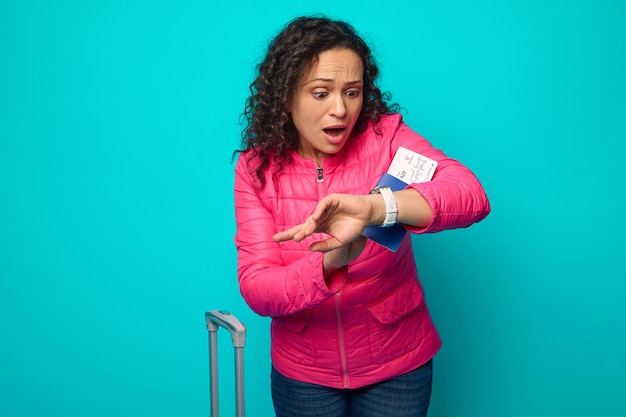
[[370, 185, 398, 227]]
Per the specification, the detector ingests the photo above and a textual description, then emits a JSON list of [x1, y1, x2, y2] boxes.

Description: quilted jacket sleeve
[[233, 154, 347, 318], [390, 120, 491, 233]]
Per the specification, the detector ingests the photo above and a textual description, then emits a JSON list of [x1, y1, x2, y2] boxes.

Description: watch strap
[[371, 186, 398, 227]]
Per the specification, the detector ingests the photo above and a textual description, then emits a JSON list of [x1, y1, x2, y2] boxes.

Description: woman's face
[[289, 48, 364, 165]]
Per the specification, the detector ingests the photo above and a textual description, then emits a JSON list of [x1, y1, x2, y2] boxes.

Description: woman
[[234, 15, 490, 417]]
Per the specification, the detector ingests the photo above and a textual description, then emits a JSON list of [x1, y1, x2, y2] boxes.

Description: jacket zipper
[[335, 293, 350, 388], [318, 164, 348, 385], [316, 166, 326, 201], [316, 166, 324, 183]]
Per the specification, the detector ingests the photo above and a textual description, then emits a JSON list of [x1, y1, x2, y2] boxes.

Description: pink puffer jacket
[[234, 113, 490, 389]]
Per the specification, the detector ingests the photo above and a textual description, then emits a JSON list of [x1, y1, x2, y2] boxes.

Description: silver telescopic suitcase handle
[[205, 310, 246, 417]]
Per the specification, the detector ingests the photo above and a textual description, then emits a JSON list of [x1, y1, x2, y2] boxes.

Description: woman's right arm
[[233, 157, 346, 317]]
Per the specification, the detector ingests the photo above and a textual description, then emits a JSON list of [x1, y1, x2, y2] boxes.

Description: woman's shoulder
[[234, 148, 272, 171], [377, 112, 404, 127], [235, 148, 297, 193], [234, 149, 254, 173], [353, 113, 405, 144], [376, 112, 404, 128], [234, 149, 268, 189], [358, 113, 405, 141]]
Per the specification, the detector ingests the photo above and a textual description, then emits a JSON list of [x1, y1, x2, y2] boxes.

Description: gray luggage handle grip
[[205, 310, 246, 347]]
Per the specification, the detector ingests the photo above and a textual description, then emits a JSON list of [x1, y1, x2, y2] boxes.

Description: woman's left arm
[[393, 122, 491, 233], [273, 119, 491, 250]]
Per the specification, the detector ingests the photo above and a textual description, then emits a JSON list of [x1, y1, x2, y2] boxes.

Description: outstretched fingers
[[273, 216, 318, 243]]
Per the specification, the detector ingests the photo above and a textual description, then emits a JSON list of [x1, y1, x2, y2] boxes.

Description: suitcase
[[205, 310, 247, 417]]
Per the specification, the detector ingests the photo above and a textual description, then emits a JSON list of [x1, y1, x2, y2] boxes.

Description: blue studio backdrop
[[1, 1, 624, 416]]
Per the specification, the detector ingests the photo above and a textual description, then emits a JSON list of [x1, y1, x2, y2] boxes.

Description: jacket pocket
[[272, 311, 316, 366], [366, 279, 426, 364]]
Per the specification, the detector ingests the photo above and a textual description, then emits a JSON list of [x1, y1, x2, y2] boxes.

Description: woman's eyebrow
[[303, 78, 363, 86]]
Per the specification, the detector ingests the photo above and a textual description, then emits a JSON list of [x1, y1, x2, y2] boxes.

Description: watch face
[[370, 185, 391, 194]]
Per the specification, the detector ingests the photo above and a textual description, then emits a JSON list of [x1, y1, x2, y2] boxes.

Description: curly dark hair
[[237, 15, 399, 188]]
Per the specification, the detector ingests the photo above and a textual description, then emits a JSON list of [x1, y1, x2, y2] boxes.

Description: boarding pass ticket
[[387, 146, 438, 183]]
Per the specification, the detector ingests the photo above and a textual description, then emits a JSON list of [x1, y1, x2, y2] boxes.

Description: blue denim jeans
[[271, 360, 433, 417]]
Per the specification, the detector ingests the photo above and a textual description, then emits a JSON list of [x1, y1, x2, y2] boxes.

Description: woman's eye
[[313, 92, 328, 99], [346, 90, 360, 98]]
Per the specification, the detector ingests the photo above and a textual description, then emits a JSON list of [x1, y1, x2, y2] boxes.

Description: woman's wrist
[[322, 252, 343, 275], [368, 193, 387, 226]]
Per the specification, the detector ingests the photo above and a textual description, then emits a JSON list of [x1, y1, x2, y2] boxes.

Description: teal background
[[1, 0, 624, 416]]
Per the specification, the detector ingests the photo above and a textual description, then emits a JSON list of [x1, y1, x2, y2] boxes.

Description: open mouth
[[323, 128, 346, 137]]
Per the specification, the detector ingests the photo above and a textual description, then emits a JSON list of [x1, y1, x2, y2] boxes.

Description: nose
[[329, 95, 347, 118]]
